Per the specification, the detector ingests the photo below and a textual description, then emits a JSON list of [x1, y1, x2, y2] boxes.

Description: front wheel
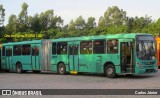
[[16, 63, 23, 73], [58, 63, 66, 75], [105, 64, 116, 78]]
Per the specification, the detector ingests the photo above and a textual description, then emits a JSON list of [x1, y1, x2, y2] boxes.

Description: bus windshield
[[136, 36, 156, 60]]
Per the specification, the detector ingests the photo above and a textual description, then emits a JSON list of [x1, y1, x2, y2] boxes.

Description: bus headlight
[[137, 62, 144, 68]]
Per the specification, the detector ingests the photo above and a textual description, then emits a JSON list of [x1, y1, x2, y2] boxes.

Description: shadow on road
[[68, 72, 156, 79], [0, 70, 157, 79]]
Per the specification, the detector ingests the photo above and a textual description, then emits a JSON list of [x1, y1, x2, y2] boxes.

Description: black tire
[[105, 64, 116, 78], [58, 63, 66, 75], [16, 63, 23, 73]]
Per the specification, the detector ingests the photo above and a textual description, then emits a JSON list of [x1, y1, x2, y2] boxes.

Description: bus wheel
[[16, 63, 23, 73], [105, 64, 116, 78], [58, 63, 66, 75]]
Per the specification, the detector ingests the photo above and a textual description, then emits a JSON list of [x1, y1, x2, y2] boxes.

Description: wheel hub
[[60, 67, 64, 72], [107, 68, 113, 75]]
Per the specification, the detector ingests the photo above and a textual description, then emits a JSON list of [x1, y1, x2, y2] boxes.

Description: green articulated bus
[[0, 33, 158, 78]]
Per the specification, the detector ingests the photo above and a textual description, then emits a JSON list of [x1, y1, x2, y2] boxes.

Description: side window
[[6, 48, 12, 56], [13, 45, 22, 56], [80, 41, 92, 54], [74, 46, 78, 55], [52, 43, 57, 54], [2, 46, 5, 56], [93, 40, 105, 54], [32, 47, 39, 56], [22, 45, 31, 55], [69, 46, 73, 55], [57, 42, 67, 55], [69, 46, 78, 55], [107, 39, 118, 54]]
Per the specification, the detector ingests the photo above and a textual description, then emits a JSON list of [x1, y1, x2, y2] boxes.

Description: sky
[[0, 0, 160, 26]]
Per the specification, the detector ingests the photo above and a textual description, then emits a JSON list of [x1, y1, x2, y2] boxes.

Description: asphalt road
[[0, 70, 160, 98]]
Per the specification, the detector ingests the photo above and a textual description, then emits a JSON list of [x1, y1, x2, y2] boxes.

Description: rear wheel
[[16, 63, 23, 73], [105, 64, 116, 78], [58, 63, 66, 75]]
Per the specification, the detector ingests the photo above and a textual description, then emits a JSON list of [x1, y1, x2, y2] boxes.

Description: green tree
[[98, 16, 105, 28], [0, 4, 5, 26], [28, 14, 41, 32], [0, 4, 5, 42], [68, 20, 75, 31], [19, 2, 28, 24], [127, 15, 152, 33], [67, 20, 76, 36], [5, 14, 18, 42], [39, 10, 63, 30], [86, 17, 96, 29], [18, 2, 28, 32], [6, 14, 18, 34], [145, 18, 160, 34], [84, 17, 97, 36], [104, 6, 127, 27], [39, 10, 63, 38], [75, 16, 85, 30], [39, 10, 54, 30], [98, 6, 128, 34]]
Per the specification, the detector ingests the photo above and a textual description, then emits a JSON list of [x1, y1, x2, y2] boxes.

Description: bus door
[[119, 39, 134, 73], [5, 46, 12, 70], [31, 45, 40, 71], [68, 43, 79, 72]]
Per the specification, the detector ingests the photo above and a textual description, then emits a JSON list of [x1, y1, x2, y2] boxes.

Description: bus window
[[2, 46, 5, 56], [74, 46, 78, 55], [70, 46, 78, 55], [22, 45, 31, 55], [6, 48, 12, 56], [52, 43, 57, 54], [93, 40, 105, 54], [107, 39, 118, 54], [32, 47, 39, 56], [69, 46, 73, 55], [13, 45, 22, 56], [80, 41, 92, 54], [57, 42, 67, 55]]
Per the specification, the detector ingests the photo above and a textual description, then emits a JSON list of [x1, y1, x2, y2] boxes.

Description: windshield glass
[[136, 36, 156, 60]]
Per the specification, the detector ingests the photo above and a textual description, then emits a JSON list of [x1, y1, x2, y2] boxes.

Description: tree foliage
[[103, 6, 127, 27], [0, 4, 6, 43], [0, 3, 159, 43], [0, 4, 5, 26]]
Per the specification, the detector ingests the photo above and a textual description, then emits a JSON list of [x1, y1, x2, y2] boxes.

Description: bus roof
[[51, 33, 153, 42], [2, 40, 42, 46], [1, 33, 153, 45]]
